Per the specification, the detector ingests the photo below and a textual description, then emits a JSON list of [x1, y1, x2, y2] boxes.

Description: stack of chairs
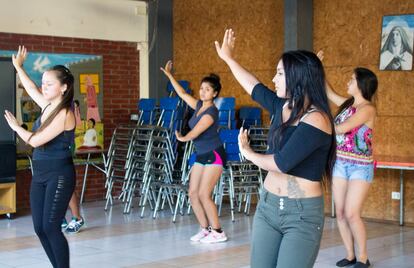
[[239, 106, 262, 128], [104, 124, 137, 211], [172, 149, 196, 222], [120, 97, 181, 215], [214, 97, 236, 129], [137, 126, 177, 217], [216, 129, 263, 222], [248, 126, 270, 153], [104, 95, 182, 216], [120, 124, 157, 214], [152, 141, 196, 221]]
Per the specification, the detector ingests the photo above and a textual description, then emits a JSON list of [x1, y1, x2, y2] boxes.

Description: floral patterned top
[[335, 106, 373, 165]]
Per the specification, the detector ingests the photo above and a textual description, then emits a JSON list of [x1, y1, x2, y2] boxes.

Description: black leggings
[[31, 158, 76, 268]]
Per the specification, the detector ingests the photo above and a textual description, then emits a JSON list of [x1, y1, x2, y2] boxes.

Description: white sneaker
[[65, 217, 85, 234], [190, 228, 210, 242], [200, 230, 227, 244]]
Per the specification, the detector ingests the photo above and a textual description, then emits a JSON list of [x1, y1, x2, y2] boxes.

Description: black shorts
[[195, 145, 227, 167]]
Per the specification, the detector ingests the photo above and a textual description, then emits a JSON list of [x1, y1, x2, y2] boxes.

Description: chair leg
[[140, 178, 152, 218], [173, 190, 183, 223], [152, 186, 163, 219]]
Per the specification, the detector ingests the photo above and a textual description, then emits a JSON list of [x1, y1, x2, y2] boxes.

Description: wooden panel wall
[[173, 0, 283, 122], [173, 0, 414, 224]]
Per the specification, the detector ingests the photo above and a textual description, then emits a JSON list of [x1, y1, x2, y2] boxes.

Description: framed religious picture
[[379, 14, 414, 71]]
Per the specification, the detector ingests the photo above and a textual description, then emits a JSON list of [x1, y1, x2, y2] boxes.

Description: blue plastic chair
[[159, 97, 180, 129], [219, 129, 240, 161], [214, 97, 236, 129], [137, 98, 156, 125], [239, 106, 262, 128], [166, 80, 191, 96]]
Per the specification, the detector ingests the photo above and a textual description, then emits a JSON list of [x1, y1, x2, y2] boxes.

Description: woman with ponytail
[[161, 61, 228, 243], [4, 46, 76, 268]]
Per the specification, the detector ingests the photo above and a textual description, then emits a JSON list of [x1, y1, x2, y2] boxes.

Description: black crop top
[[251, 83, 333, 181]]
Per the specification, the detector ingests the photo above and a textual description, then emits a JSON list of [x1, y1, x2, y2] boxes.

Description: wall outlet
[[130, 114, 139, 121], [391, 192, 401, 200]]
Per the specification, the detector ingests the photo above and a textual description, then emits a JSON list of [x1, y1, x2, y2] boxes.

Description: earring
[[61, 91, 64, 95]]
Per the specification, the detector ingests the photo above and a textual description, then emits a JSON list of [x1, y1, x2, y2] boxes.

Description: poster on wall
[[379, 14, 414, 71], [0, 50, 103, 155]]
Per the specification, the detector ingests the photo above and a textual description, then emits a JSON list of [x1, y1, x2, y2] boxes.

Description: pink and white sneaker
[[200, 229, 228, 244], [190, 228, 210, 242]]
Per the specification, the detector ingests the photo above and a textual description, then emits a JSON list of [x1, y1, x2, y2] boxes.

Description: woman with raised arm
[[318, 51, 377, 268], [216, 29, 336, 268], [4, 46, 76, 268], [160, 61, 228, 243]]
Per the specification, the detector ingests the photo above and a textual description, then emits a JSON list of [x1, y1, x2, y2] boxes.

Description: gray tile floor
[[0, 201, 413, 267]]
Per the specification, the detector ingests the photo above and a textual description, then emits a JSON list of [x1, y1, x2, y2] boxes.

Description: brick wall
[[0, 32, 139, 210]]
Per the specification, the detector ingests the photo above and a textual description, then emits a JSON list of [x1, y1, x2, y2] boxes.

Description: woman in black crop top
[[161, 61, 228, 243], [216, 30, 336, 267], [4, 46, 76, 268]]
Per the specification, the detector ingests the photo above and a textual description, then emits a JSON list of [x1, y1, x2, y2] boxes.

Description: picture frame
[[379, 14, 414, 71]]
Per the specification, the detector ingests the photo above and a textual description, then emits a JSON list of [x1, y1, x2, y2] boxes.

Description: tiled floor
[[1, 201, 413, 267]]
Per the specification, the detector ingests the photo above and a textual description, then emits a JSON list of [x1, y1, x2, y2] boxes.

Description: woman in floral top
[[319, 50, 378, 268]]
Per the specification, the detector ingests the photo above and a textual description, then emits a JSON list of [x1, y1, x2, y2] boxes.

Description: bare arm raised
[[160, 60, 198, 110], [215, 29, 260, 95], [317, 50, 347, 107], [12, 46, 49, 109]]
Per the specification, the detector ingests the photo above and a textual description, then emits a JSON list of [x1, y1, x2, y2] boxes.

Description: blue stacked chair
[[219, 129, 240, 161], [217, 129, 263, 221], [166, 80, 192, 132], [158, 97, 180, 129], [166, 80, 191, 97], [239, 106, 262, 128], [158, 96, 181, 153], [214, 97, 236, 129], [137, 98, 156, 125]]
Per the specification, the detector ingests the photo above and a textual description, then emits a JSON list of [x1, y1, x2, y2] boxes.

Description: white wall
[[0, 0, 149, 97]]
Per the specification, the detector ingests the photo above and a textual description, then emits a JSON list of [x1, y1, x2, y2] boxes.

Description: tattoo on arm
[[287, 175, 306, 198]]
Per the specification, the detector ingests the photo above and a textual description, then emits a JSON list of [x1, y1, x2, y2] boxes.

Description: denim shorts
[[332, 159, 374, 183]]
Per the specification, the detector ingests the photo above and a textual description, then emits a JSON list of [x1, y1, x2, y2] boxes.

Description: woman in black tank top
[[4, 46, 76, 268]]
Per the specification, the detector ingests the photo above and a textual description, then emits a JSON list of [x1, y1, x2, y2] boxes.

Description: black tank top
[[32, 106, 75, 160]]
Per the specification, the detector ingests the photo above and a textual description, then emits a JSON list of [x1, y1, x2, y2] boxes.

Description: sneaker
[[190, 228, 210, 242], [200, 229, 227, 244], [61, 218, 68, 230], [65, 217, 85, 234]]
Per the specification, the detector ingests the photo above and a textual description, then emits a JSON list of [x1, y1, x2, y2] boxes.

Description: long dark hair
[[336, 67, 378, 117], [273, 50, 336, 184], [29, 65, 74, 141], [201, 73, 221, 99]]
